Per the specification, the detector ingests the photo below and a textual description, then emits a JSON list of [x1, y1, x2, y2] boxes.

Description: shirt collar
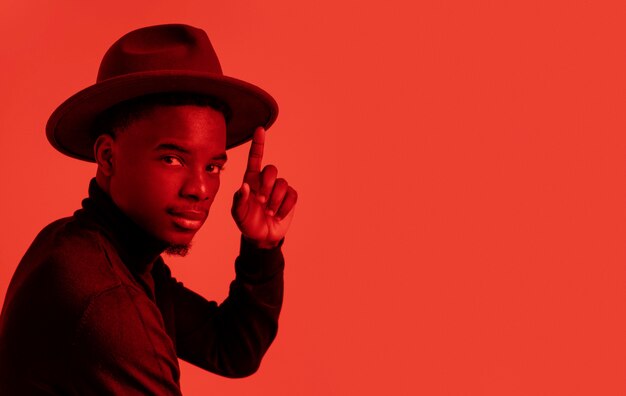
[[77, 178, 167, 276]]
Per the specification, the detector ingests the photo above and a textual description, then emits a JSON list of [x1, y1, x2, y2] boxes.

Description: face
[[106, 105, 227, 246]]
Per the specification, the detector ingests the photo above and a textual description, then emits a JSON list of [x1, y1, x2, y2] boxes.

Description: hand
[[231, 127, 298, 248]]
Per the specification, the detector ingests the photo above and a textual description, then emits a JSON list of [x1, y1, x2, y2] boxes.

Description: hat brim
[[46, 70, 278, 162]]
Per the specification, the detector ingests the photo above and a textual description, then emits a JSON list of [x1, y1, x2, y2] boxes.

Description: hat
[[46, 24, 278, 162]]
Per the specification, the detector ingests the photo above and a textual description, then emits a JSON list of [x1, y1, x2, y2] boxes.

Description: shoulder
[[0, 216, 127, 371], [10, 216, 122, 312]]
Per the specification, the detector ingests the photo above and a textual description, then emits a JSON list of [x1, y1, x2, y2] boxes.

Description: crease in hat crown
[[46, 23, 278, 162], [97, 24, 223, 80]]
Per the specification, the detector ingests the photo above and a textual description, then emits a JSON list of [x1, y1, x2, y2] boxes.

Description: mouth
[[167, 209, 208, 231]]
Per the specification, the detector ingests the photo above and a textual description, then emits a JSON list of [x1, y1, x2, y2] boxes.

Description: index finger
[[243, 127, 265, 183]]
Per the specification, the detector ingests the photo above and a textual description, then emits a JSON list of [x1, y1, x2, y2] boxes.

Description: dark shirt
[[0, 179, 284, 395]]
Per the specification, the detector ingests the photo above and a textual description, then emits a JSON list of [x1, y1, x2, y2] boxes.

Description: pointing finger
[[243, 127, 265, 185]]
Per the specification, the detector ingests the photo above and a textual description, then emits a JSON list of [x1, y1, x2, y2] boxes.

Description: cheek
[[112, 162, 180, 212], [202, 175, 222, 205], [209, 176, 221, 196]]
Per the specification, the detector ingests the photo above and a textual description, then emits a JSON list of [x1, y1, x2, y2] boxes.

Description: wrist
[[242, 235, 281, 250]]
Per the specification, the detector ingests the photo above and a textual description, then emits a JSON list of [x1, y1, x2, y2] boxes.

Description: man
[[0, 24, 297, 394]]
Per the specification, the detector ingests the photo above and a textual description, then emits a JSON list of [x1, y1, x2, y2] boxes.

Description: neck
[[79, 178, 168, 275], [95, 171, 110, 194]]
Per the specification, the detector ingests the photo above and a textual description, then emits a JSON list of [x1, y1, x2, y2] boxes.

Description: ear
[[94, 134, 115, 176]]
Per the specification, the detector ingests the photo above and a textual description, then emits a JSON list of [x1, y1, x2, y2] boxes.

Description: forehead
[[119, 104, 227, 151]]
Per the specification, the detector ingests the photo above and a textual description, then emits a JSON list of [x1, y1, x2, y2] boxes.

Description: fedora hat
[[46, 24, 278, 161]]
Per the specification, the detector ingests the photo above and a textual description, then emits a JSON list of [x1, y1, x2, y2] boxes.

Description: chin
[[166, 232, 196, 246], [147, 216, 204, 249], [165, 244, 191, 257]]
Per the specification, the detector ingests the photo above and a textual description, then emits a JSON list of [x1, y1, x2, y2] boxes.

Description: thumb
[[231, 182, 251, 222]]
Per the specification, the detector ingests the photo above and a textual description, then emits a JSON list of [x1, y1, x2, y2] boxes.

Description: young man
[[0, 24, 297, 394]]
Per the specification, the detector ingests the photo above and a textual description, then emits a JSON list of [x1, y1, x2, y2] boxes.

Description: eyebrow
[[155, 143, 228, 161], [156, 143, 189, 153]]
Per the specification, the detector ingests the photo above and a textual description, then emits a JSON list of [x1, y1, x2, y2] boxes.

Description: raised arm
[[158, 127, 297, 377], [155, 237, 284, 377]]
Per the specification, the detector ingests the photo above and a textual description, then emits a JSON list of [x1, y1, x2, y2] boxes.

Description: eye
[[162, 156, 183, 166], [207, 164, 224, 174]]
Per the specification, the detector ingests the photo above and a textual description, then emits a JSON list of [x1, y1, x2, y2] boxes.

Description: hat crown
[[48, 23, 277, 162], [97, 24, 223, 82]]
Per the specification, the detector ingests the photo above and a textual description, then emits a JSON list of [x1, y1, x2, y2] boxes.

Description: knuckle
[[263, 164, 278, 173]]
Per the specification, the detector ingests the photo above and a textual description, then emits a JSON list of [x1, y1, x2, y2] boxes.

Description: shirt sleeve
[[153, 236, 285, 378], [68, 285, 183, 395]]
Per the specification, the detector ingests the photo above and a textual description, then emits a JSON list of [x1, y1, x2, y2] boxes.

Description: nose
[[180, 170, 216, 201]]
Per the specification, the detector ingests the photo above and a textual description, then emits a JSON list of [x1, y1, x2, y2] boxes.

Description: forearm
[[173, 236, 284, 377]]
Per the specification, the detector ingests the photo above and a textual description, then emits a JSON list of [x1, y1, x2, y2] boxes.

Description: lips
[[167, 208, 208, 231]]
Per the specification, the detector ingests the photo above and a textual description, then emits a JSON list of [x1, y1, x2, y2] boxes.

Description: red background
[[1, 1, 626, 394]]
